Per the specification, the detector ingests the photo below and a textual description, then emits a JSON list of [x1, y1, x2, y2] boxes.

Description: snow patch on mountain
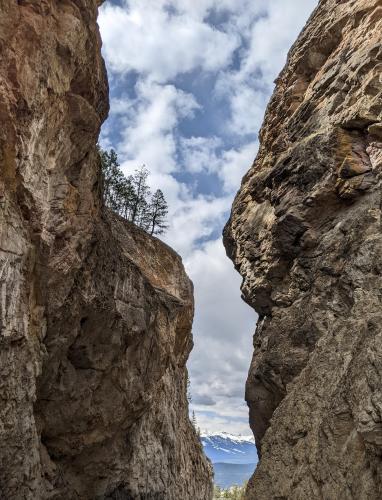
[[201, 431, 255, 443], [200, 432, 258, 465]]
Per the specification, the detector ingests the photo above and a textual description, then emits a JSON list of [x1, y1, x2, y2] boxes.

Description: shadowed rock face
[[224, 0, 382, 498], [0, 1, 212, 499]]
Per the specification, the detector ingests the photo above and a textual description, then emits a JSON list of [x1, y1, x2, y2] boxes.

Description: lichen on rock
[[224, 0, 382, 498]]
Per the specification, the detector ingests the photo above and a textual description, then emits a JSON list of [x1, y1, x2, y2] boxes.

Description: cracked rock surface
[[224, 0, 382, 498], [0, 1, 212, 499]]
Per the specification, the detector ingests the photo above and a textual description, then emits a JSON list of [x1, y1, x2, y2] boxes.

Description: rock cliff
[[0, 1, 212, 499], [224, 0, 382, 498]]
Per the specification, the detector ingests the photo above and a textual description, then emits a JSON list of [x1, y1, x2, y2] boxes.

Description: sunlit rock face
[[0, 1, 212, 499], [224, 0, 382, 498]]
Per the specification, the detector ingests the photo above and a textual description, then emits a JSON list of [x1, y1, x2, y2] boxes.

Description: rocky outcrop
[[224, 0, 382, 498], [0, 1, 212, 499]]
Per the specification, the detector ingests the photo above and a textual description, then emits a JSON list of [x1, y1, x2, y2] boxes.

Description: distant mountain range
[[201, 432, 258, 489], [201, 432, 258, 465]]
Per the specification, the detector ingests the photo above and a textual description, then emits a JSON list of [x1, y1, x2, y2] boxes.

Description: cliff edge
[[224, 0, 382, 498], [0, 1, 212, 498]]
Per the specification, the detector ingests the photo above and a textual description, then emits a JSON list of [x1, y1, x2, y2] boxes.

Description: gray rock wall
[[224, 0, 382, 498], [0, 1, 212, 498]]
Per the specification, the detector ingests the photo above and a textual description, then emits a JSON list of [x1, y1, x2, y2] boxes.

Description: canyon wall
[[0, 1, 212, 499], [224, 0, 382, 498]]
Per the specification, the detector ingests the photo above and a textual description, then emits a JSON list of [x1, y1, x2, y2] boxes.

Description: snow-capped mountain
[[201, 432, 258, 465]]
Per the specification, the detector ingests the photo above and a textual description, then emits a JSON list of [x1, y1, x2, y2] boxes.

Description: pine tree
[[186, 374, 192, 404], [99, 148, 169, 236], [191, 410, 197, 429], [118, 176, 136, 219], [197, 425, 201, 440], [100, 148, 125, 212], [130, 165, 151, 226], [148, 189, 168, 235]]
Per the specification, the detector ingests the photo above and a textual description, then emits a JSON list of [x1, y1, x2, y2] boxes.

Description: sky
[[98, 0, 318, 435]]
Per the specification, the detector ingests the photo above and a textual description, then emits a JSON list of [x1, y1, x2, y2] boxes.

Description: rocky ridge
[[0, 1, 212, 499], [224, 0, 382, 498]]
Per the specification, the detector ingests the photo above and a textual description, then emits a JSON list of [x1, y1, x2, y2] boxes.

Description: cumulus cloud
[[99, 1, 239, 82], [165, 196, 231, 257], [241, 0, 317, 81], [117, 81, 199, 175], [214, 0, 318, 141], [180, 136, 222, 174], [218, 142, 258, 193], [185, 238, 256, 433], [99, 0, 318, 434], [179, 136, 258, 193]]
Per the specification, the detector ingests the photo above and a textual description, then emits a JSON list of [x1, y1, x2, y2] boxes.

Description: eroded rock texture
[[0, 1, 212, 499], [224, 0, 382, 498]]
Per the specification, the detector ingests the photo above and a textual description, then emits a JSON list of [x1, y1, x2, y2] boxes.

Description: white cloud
[[180, 137, 257, 193], [118, 80, 199, 175], [225, 84, 268, 137], [186, 239, 255, 346], [214, 0, 318, 140], [109, 96, 136, 116], [185, 239, 256, 434], [164, 196, 231, 258], [180, 136, 222, 174], [242, 0, 317, 82], [196, 411, 250, 437], [99, 0, 318, 435], [99, 1, 239, 82], [219, 141, 258, 192]]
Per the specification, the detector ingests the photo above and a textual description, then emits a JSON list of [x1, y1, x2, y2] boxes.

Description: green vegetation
[[190, 410, 201, 439], [213, 483, 247, 499], [100, 148, 168, 235]]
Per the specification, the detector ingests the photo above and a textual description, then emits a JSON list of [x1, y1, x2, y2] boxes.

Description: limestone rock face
[[0, 1, 212, 499], [224, 1, 382, 498]]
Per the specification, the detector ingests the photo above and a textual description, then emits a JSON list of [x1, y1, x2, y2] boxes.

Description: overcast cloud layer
[[99, 0, 318, 435]]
